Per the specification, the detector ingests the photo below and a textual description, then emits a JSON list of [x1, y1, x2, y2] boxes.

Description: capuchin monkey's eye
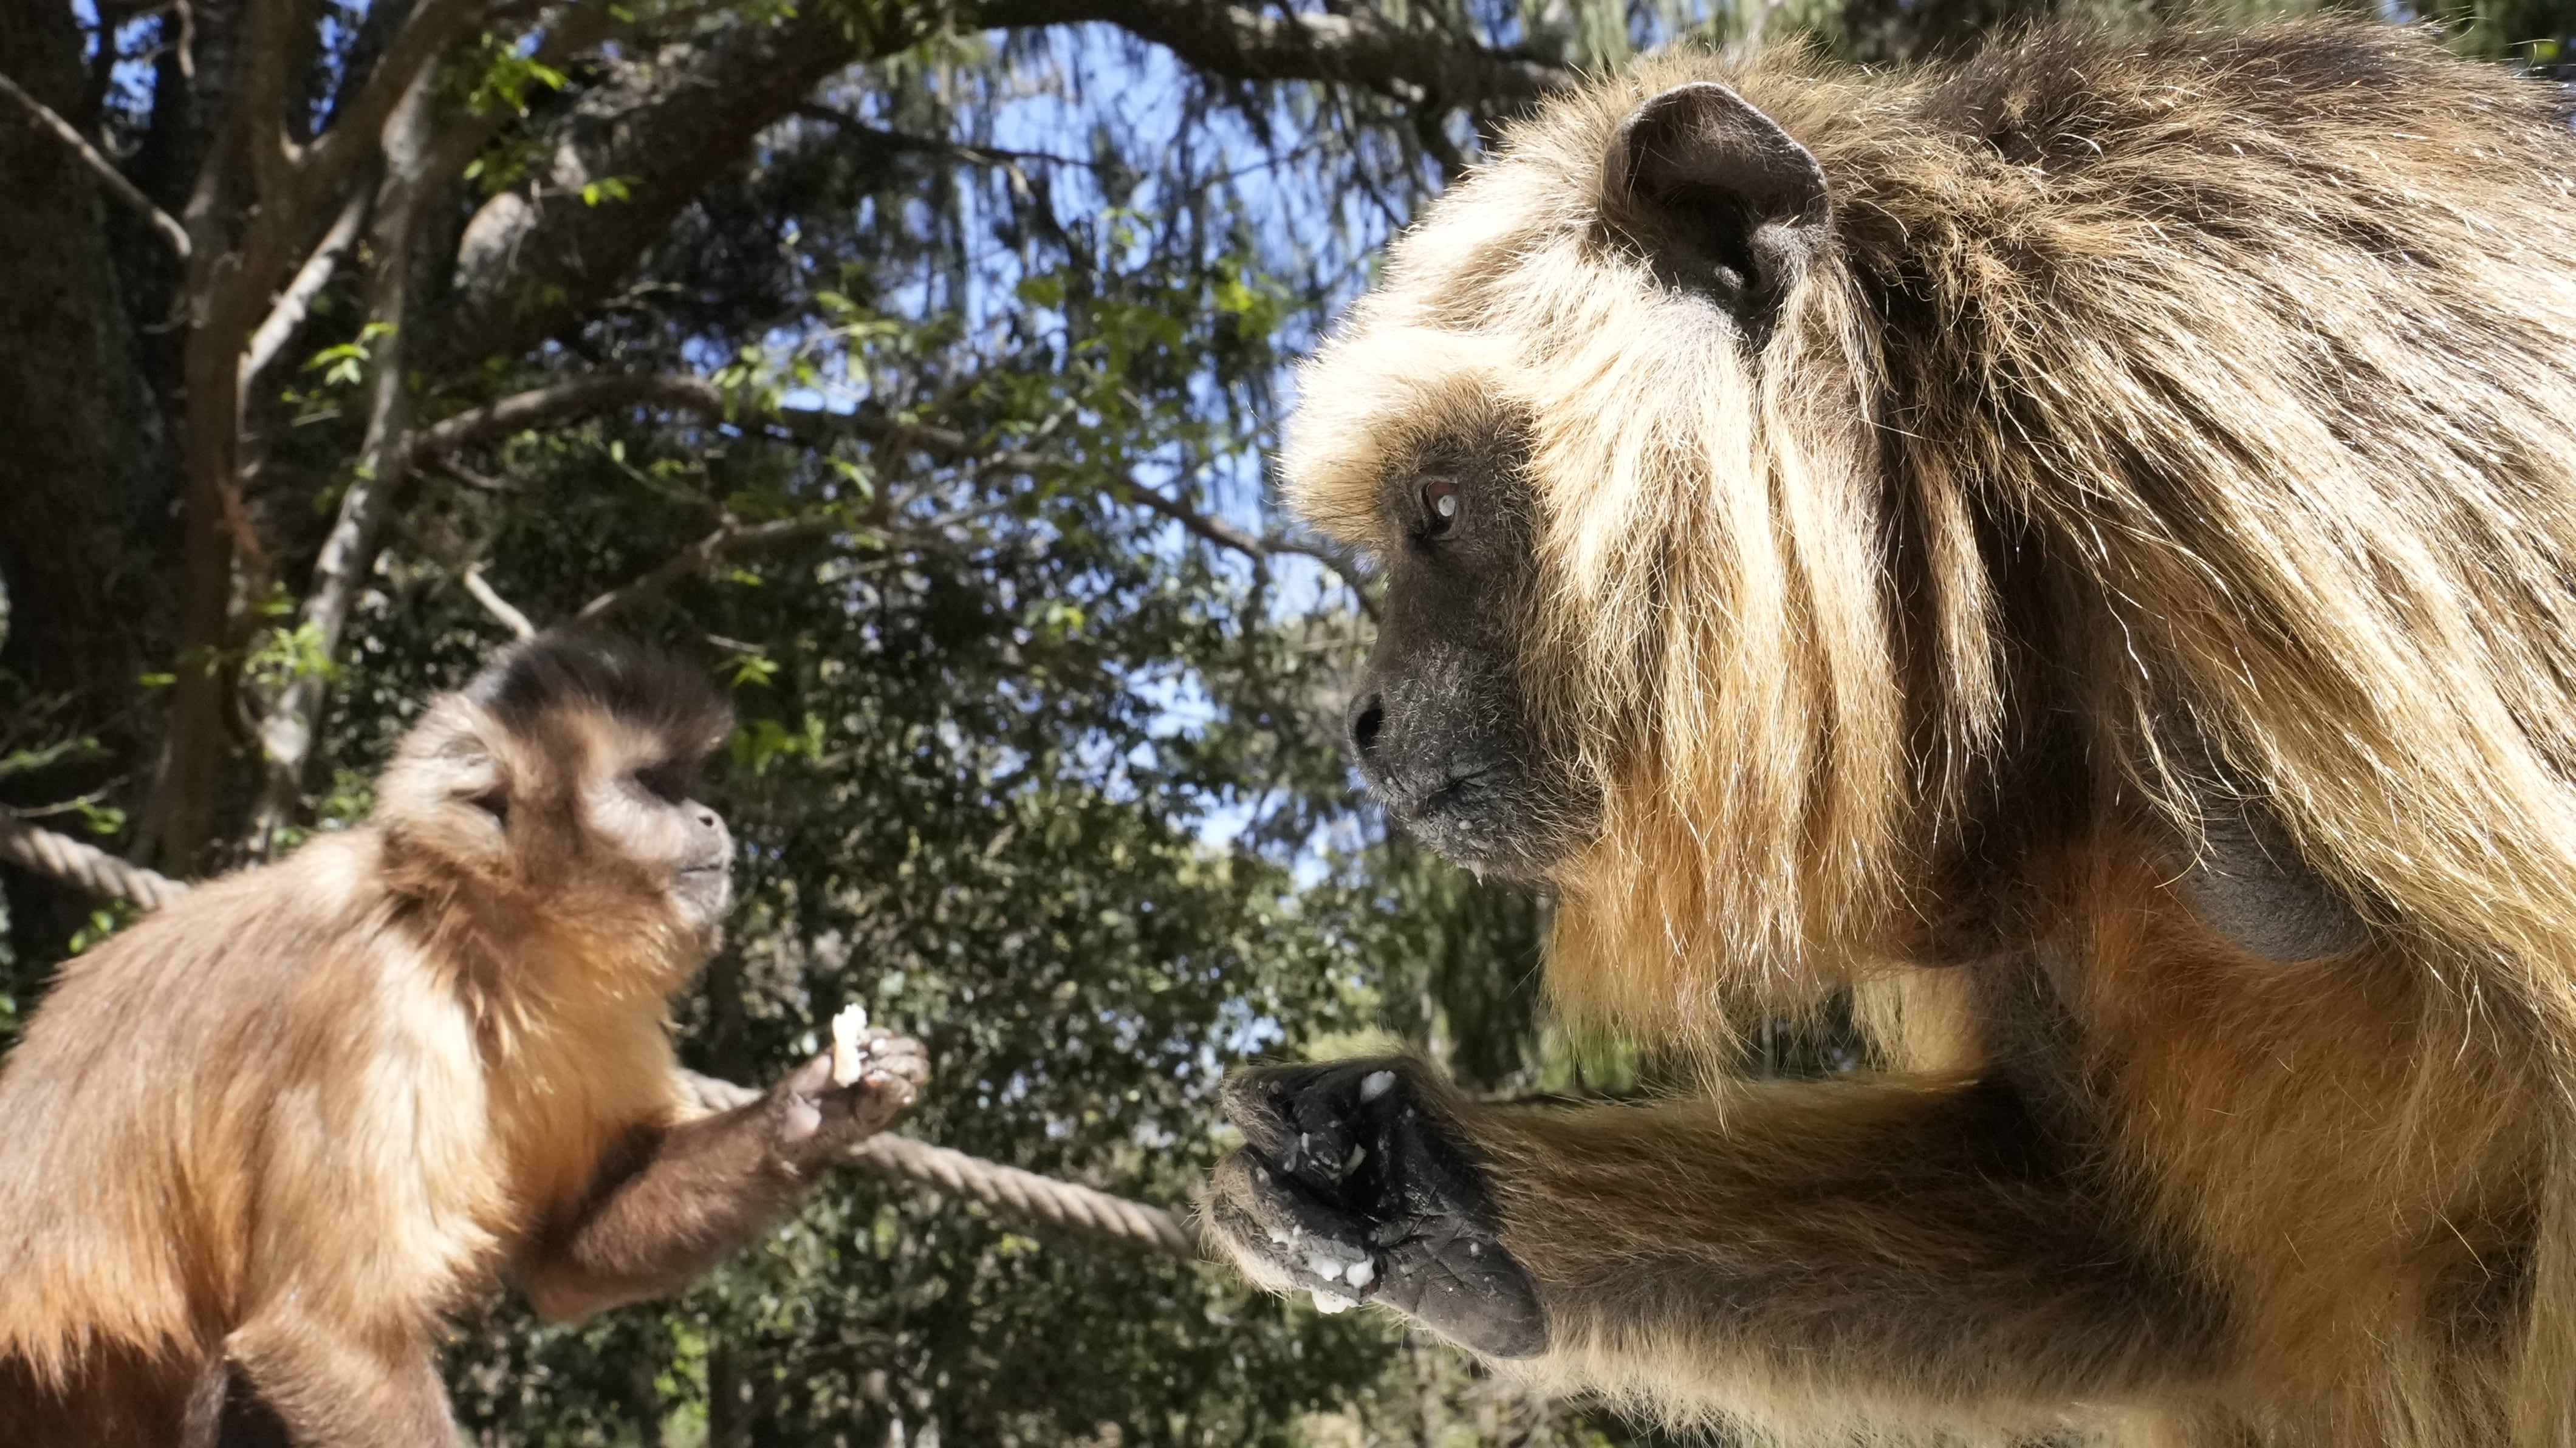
[[1422, 479, 1461, 538]]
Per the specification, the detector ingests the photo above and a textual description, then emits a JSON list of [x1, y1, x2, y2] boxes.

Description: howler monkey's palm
[[1207, 1058, 1547, 1359]]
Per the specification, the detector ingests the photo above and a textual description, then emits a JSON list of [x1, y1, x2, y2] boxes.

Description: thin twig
[[791, 104, 1095, 169], [408, 372, 1377, 613], [784, 403, 1380, 615], [460, 565, 536, 638], [242, 187, 371, 381], [575, 516, 838, 624], [434, 454, 516, 494], [1121, 479, 1379, 620], [0, 67, 191, 258]]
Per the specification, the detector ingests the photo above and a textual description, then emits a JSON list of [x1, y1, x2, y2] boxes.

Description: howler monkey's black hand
[[1205, 1057, 1548, 1359]]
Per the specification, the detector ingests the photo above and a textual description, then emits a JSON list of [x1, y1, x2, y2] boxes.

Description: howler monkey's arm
[[1206, 1059, 2219, 1414], [520, 1033, 928, 1321]]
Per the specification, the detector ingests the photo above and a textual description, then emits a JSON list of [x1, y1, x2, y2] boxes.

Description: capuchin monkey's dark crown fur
[[467, 632, 731, 748]]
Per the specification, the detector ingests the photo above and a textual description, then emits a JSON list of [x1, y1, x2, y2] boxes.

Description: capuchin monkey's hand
[[765, 1028, 930, 1172]]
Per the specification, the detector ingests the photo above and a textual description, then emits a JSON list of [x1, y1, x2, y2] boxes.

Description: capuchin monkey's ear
[[1601, 81, 1829, 324]]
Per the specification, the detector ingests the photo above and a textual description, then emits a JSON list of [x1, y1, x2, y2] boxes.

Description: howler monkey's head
[[1284, 59, 1905, 1037], [375, 632, 739, 978]]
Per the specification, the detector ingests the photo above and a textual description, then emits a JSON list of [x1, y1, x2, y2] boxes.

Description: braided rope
[[3, 808, 1201, 1260], [673, 1068, 1200, 1255], [0, 810, 192, 910], [854, 1134, 1201, 1255]]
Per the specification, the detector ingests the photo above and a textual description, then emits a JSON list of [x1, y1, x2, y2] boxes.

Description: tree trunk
[[0, 0, 159, 961]]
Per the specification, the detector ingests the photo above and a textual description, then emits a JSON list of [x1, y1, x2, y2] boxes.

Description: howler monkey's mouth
[[1379, 763, 1545, 878]]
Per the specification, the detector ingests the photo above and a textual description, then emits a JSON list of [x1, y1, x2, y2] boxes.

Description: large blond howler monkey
[[1204, 19, 2576, 1447], [0, 635, 928, 1446]]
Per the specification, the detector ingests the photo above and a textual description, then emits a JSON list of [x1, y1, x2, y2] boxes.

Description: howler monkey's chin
[[1374, 755, 1584, 883], [1345, 634, 1595, 883]]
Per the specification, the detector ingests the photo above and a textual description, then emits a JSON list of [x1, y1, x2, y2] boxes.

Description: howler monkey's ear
[[1601, 81, 1828, 321]]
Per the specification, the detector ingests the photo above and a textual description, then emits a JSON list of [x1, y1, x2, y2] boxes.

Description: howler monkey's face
[[1340, 431, 1593, 880], [1285, 69, 1849, 912]]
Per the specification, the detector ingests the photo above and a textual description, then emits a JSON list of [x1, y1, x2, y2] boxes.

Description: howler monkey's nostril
[[1348, 694, 1386, 761]]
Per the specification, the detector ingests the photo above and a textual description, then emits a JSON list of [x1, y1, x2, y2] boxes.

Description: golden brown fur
[[1274, 19, 2576, 1446], [0, 636, 927, 1446]]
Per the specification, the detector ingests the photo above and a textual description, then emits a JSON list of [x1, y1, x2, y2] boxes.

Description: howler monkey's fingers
[[1204, 1150, 1376, 1297], [1221, 1056, 1436, 1184]]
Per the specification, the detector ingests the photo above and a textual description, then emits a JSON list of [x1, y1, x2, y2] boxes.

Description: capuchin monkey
[[0, 634, 928, 1447]]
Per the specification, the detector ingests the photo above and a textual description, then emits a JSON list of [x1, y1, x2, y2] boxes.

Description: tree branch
[[967, 0, 1574, 113], [0, 67, 192, 258], [295, 0, 487, 208], [405, 372, 733, 465], [433, 1, 1558, 371], [459, 564, 536, 638], [435, 4, 901, 366], [238, 0, 307, 207], [241, 185, 369, 384], [575, 517, 840, 625], [245, 64, 445, 852]]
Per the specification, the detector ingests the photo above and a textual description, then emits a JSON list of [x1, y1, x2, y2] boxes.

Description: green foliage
[[33, 0, 2571, 1443]]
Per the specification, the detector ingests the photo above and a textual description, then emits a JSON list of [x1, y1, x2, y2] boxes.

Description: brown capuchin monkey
[[0, 634, 930, 1447]]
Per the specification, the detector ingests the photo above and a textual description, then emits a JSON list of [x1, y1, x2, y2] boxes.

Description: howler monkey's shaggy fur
[[1206, 20, 2576, 1446], [0, 635, 928, 1446]]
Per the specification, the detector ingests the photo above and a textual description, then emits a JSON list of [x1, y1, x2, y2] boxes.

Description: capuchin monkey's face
[[388, 636, 739, 947], [585, 745, 735, 931]]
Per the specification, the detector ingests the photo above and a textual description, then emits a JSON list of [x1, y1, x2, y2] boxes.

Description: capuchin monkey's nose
[[1346, 692, 1387, 765]]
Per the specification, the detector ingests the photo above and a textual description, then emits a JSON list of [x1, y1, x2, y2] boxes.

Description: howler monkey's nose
[[1346, 692, 1386, 763]]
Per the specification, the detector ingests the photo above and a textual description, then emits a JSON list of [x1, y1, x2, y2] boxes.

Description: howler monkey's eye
[[1421, 479, 1461, 539]]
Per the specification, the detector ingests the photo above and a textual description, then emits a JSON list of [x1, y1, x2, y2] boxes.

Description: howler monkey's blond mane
[[1285, 22, 2576, 1054]]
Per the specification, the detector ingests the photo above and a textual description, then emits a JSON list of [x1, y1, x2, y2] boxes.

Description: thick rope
[[2, 808, 1202, 1259], [675, 1069, 1201, 1256], [0, 810, 192, 910]]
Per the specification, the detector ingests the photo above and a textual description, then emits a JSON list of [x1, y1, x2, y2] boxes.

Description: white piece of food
[[1357, 1070, 1396, 1104], [1309, 1289, 1357, 1315], [829, 1003, 872, 1087]]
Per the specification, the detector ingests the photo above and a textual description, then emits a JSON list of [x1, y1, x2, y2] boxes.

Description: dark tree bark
[[0, 1, 154, 722], [0, 0, 160, 960]]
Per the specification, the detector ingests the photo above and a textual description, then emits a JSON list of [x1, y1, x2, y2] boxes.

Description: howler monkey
[[1207, 21, 2576, 1446], [0, 635, 929, 1447]]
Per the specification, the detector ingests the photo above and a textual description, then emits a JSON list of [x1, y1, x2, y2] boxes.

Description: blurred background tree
[[2, 0, 2571, 1443]]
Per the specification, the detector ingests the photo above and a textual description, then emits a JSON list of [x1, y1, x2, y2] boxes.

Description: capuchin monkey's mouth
[[674, 859, 735, 923]]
